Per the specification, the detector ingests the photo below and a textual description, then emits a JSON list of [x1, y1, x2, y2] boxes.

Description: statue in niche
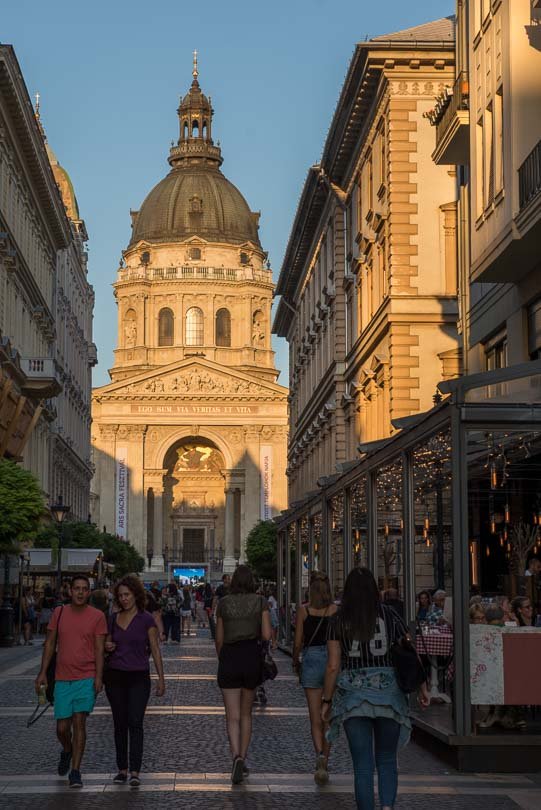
[[124, 320, 137, 348], [252, 310, 265, 347]]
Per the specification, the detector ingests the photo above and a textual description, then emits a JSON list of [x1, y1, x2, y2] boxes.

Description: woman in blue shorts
[[292, 572, 337, 786]]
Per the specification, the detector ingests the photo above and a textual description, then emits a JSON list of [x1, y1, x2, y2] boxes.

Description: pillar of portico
[[144, 469, 167, 573], [223, 483, 237, 573]]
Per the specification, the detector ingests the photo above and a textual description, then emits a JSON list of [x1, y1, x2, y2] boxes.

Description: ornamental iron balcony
[[427, 72, 470, 166], [519, 139, 541, 211]]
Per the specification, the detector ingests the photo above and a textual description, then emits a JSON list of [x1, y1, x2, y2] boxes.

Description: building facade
[[0, 45, 95, 518], [91, 62, 288, 574], [274, 18, 460, 505], [430, 0, 541, 373]]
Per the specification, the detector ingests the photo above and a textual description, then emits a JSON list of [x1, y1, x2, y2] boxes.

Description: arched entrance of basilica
[[154, 436, 243, 577]]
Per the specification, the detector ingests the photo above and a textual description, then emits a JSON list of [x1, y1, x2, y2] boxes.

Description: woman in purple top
[[104, 574, 165, 787]]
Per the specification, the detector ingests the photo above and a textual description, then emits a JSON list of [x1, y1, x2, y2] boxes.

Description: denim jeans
[[343, 715, 401, 810]]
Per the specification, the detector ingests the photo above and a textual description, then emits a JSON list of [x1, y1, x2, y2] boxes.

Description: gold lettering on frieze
[[131, 404, 258, 415]]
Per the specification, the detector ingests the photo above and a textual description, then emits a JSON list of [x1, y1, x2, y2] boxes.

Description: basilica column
[[223, 486, 236, 573], [144, 469, 167, 572]]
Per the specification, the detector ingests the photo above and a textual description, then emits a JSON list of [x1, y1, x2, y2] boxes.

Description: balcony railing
[[20, 357, 62, 398], [117, 265, 272, 284], [519, 139, 541, 210], [435, 71, 469, 138]]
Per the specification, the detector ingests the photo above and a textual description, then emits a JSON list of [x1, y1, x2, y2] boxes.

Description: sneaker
[[57, 750, 72, 776], [129, 775, 141, 787], [113, 772, 128, 784], [68, 769, 83, 789], [314, 753, 329, 787], [231, 756, 244, 785], [242, 764, 250, 777]]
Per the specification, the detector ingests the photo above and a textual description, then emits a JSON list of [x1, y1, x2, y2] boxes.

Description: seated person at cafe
[[416, 590, 432, 622], [469, 604, 486, 624], [525, 557, 541, 577], [511, 595, 534, 626], [484, 606, 504, 626], [428, 590, 449, 625], [383, 587, 404, 618], [496, 595, 515, 624]]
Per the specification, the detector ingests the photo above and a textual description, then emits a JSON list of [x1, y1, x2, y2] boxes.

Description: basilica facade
[[91, 60, 288, 575]]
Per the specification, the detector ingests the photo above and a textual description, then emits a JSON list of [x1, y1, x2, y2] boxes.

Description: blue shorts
[[300, 644, 328, 688], [54, 678, 96, 719]]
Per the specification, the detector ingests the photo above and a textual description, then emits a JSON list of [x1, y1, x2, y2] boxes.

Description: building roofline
[[0, 45, 71, 250]]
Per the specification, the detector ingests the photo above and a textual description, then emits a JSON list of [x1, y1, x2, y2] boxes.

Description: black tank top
[[303, 609, 330, 647]]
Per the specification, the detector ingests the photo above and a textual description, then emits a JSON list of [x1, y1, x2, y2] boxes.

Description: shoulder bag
[[45, 606, 65, 704], [391, 632, 427, 694]]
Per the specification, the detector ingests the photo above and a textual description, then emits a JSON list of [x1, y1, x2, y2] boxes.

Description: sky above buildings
[[2, 0, 453, 387]]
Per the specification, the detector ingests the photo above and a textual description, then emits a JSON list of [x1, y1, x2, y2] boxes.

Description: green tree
[[245, 520, 277, 582], [0, 459, 45, 554], [34, 521, 144, 578]]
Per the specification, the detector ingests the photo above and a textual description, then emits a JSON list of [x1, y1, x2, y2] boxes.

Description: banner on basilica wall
[[260, 445, 272, 521], [115, 447, 128, 540]]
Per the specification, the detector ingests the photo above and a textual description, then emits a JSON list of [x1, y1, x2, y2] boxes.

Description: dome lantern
[[169, 51, 223, 169]]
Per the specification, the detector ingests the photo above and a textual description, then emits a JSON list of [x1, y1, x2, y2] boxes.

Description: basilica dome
[[129, 164, 260, 247], [129, 59, 261, 249]]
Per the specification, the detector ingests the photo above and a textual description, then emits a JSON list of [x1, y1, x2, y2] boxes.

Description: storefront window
[[467, 428, 541, 734], [412, 429, 454, 732], [330, 493, 345, 599], [351, 477, 368, 569], [376, 459, 403, 600]]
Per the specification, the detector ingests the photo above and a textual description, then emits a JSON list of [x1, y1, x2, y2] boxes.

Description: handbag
[[45, 606, 64, 704], [391, 633, 427, 694], [297, 609, 327, 682], [261, 642, 278, 681]]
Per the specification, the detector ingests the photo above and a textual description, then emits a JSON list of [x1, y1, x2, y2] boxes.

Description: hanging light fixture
[[424, 515, 430, 531], [504, 502, 510, 524], [486, 545, 491, 557], [490, 463, 498, 489], [490, 514, 497, 534]]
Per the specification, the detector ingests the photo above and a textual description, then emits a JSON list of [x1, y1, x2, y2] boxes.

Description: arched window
[[202, 120, 208, 138], [183, 121, 189, 139], [185, 307, 204, 346], [158, 308, 174, 346], [192, 119, 199, 137], [216, 308, 231, 347]]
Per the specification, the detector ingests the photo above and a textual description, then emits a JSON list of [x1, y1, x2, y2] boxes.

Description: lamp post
[[51, 495, 70, 603]]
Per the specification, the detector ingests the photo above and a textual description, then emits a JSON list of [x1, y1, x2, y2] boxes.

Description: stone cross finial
[[193, 49, 198, 79]]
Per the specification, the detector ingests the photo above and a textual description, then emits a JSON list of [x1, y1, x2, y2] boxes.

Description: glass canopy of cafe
[[276, 359, 541, 741]]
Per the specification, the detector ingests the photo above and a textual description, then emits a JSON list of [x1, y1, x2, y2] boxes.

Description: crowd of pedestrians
[[33, 565, 428, 809]]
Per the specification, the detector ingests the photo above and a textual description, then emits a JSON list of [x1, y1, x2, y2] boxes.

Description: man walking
[[35, 575, 107, 788]]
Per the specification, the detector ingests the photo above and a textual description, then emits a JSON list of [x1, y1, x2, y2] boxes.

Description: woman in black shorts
[[215, 565, 272, 784]]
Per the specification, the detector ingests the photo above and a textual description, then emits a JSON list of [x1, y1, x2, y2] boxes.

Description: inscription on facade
[[131, 404, 258, 415]]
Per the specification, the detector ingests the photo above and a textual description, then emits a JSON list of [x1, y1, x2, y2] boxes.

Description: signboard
[[115, 446, 128, 539], [260, 444, 272, 521]]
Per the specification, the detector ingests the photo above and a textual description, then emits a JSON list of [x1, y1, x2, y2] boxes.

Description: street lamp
[[51, 495, 70, 602]]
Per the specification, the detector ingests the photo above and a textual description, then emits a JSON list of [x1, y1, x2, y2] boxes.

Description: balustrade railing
[[118, 265, 272, 283], [519, 139, 541, 210]]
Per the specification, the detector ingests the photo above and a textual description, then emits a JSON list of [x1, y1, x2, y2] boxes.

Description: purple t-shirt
[[107, 610, 156, 672]]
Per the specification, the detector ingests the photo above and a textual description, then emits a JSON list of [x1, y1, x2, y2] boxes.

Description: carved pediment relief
[[95, 360, 287, 402]]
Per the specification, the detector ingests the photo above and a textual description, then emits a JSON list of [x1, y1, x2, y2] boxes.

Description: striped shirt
[[328, 604, 407, 670]]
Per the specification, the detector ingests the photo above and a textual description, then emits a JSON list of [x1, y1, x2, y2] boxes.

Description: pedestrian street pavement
[[1, 631, 541, 809]]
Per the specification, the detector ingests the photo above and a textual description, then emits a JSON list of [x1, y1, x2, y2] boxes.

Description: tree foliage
[[0, 459, 45, 554], [245, 520, 277, 582], [34, 521, 144, 578]]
